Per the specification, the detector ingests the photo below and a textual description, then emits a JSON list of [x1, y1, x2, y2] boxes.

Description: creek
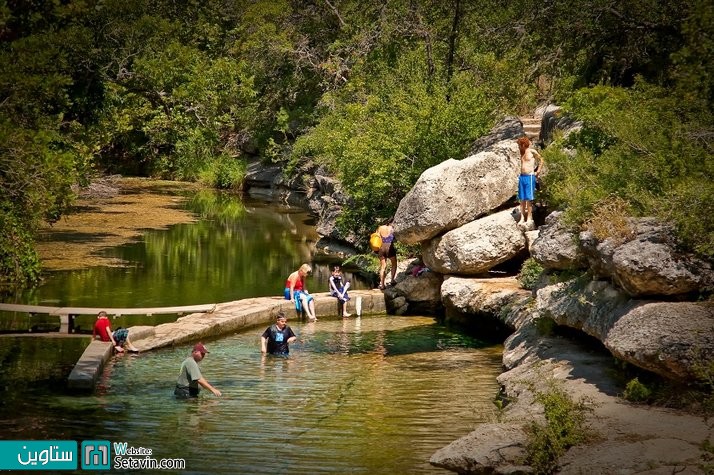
[[0, 183, 504, 473]]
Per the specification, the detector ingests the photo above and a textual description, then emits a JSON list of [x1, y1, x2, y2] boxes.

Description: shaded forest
[[1, 0, 712, 289]]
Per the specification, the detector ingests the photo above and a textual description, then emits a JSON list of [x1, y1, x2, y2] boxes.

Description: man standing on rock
[[174, 342, 222, 398], [517, 136, 543, 227]]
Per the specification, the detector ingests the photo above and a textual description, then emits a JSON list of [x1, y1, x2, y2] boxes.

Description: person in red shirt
[[92, 311, 127, 353]]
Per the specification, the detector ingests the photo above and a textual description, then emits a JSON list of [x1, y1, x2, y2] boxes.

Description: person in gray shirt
[[174, 342, 222, 398]]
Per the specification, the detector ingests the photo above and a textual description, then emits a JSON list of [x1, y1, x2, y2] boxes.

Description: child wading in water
[[329, 265, 352, 317]]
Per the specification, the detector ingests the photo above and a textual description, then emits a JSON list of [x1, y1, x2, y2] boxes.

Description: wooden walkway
[[0, 303, 217, 333]]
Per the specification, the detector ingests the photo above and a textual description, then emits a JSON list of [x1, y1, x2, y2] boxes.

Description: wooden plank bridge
[[0, 303, 217, 333]]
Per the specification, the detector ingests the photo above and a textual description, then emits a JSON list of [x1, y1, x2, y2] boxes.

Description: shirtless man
[[516, 136, 543, 226]]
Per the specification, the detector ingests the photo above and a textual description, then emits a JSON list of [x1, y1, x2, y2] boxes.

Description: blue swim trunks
[[113, 328, 129, 345], [284, 289, 313, 312], [518, 174, 536, 201]]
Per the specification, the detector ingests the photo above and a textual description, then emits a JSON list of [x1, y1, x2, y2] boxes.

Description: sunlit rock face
[[422, 209, 527, 275], [393, 140, 520, 245]]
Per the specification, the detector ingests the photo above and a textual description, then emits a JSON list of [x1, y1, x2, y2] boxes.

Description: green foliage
[[526, 383, 592, 474], [543, 79, 713, 256], [198, 155, 247, 190], [0, 119, 78, 289], [1, 0, 710, 287], [518, 258, 544, 290], [0, 212, 42, 290], [293, 47, 497, 237], [623, 377, 653, 403]]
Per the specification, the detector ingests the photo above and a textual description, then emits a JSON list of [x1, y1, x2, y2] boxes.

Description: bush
[[0, 213, 42, 290], [583, 196, 634, 244], [518, 258, 544, 290], [198, 155, 247, 190], [543, 80, 713, 257], [526, 382, 592, 474], [623, 377, 653, 403]]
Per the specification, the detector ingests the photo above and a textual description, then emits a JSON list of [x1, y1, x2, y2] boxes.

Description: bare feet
[[343, 313, 352, 318]]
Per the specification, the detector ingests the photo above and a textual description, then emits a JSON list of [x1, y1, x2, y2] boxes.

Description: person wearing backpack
[[376, 217, 397, 290]]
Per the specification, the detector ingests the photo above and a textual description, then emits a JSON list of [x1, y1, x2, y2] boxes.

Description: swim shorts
[[518, 174, 536, 201]]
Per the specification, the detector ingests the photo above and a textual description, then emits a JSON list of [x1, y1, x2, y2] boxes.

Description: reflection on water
[[0, 316, 503, 474], [3, 187, 372, 331]]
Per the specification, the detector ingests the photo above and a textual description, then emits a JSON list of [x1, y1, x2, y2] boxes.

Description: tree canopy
[[1, 0, 711, 289]]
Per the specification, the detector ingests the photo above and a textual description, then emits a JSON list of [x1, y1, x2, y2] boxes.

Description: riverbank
[[431, 309, 714, 474]]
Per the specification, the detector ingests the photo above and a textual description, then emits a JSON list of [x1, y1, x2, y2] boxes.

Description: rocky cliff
[[384, 115, 714, 473]]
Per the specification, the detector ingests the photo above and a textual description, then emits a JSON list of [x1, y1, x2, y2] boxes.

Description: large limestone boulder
[[422, 209, 527, 275], [537, 279, 714, 381], [604, 301, 714, 381], [531, 211, 586, 270], [441, 276, 532, 333], [393, 141, 520, 244], [580, 218, 713, 297]]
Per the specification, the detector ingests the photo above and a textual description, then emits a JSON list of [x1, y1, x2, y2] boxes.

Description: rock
[[244, 160, 286, 200], [437, 311, 713, 475], [422, 209, 527, 275], [612, 240, 710, 297], [441, 276, 532, 332], [383, 260, 444, 315], [469, 116, 524, 155], [524, 230, 539, 254], [580, 218, 713, 297], [531, 211, 586, 270], [539, 104, 582, 145], [603, 301, 714, 381], [393, 140, 520, 244], [537, 279, 714, 381], [429, 423, 530, 475]]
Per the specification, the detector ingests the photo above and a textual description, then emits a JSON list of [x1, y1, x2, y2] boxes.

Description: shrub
[[198, 155, 246, 190], [526, 383, 592, 474], [583, 195, 634, 244], [623, 377, 652, 403], [518, 258, 544, 290]]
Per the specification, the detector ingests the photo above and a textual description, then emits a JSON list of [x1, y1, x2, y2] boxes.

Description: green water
[[2, 188, 371, 332], [0, 316, 503, 474]]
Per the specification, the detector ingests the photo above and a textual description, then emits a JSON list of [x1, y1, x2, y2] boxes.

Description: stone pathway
[[129, 290, 386, 351], [68, 290, 386, 390]]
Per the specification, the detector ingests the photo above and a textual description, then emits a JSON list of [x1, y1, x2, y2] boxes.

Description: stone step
[[520, 116, 541, 140], [521, 118, 541, 125]]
